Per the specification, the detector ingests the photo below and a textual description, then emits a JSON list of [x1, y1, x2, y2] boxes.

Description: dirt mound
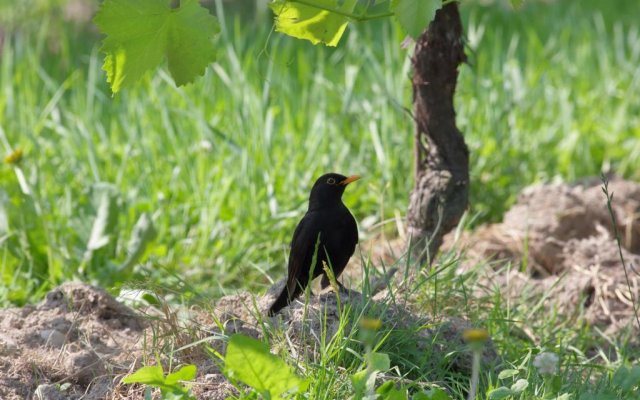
[[452, 177, 640, 337], [0, 283, 146, 399], [212, 281, 497, 373], [0, 283, 239, 399], [0, 282, 489, 399]]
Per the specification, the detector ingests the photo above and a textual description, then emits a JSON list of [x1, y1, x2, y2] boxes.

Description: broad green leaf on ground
[[369, 351, 390, 371], [390, 0, 440, 39], [270, 0, 357, 46], [94, 0, 219, 93], [352, 351, 391, 396], [376, 380, 407, 400], [224, 334, 308, 399], [351, 368, 378, 398], [122, 364, 197, 398], [165, 365, 197, 385], [122, 365, 165, 385], [612, 365, 640, 392]]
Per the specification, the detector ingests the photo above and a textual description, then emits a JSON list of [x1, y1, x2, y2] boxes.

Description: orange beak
[[339, 175, 361, 186]]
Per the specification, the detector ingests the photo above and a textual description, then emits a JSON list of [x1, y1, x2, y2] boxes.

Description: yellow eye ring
[[327, 177, 336, 185]]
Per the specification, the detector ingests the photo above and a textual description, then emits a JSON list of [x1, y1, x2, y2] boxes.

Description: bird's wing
[[286, 213, 319, 295], [348, 212, 358, 251], [328, 211, 358, 272]]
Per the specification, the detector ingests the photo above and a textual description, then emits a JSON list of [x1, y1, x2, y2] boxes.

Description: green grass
[[1, 1, 639, 397], [1, 0, 639, 302], [460, 0, 640, 220], [2, 0, 637, 305]]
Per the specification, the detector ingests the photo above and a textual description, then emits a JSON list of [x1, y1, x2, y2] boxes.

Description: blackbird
[[268, 173, 360, 316]]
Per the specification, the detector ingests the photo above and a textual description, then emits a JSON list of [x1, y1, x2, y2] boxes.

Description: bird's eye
[[327, 177, 336, 185]]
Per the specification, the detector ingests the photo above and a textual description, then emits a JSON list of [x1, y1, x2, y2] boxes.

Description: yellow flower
[[4, 148, 23, 165], [463, 328, 489, 343], [359, 318, 382, 331]]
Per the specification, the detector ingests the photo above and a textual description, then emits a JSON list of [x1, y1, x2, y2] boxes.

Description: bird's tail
[[268, 281, 303, 316]]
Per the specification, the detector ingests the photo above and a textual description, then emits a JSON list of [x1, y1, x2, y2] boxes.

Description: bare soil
[[1, 177, 638, 399], [447, 177, 640, 338]]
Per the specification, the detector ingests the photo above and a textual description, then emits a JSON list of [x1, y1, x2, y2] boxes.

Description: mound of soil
[[451, 177, 640, 337], [0, 283, 239, 399], [0, 283, 146, 399], [0, 282, 490, 399]]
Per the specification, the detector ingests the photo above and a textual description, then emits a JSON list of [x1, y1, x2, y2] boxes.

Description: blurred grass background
[[0, 0, 638, 306]]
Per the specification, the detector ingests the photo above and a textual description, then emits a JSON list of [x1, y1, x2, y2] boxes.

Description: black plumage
[[268, 173, 359, 316]]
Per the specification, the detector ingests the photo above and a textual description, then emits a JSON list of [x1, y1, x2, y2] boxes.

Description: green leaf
[[351, 352, 390, 397], [165, 0, 219, 86], [487, 387, 513, 400], [351, 368, 373, 397], [165, 365, 197, 385], [509, 0, 524, 10], [376, 381, 406, 400], [370, 352, 390, 372], [120, 212, 157, 271], [612, 365, 640, 392], [510, 379, 528, 394], [122, 365, 165, 385], [270, 0, 351, 46], [86, 183, 119, 252], [162, 390, 194, 400], [224, 334, 308, 398], [579, 392, 619, 400], [414, 388, 451, 400], [498, 369, 519, 380], [94, 0, 219, 93], [391, 0, 440, 39], [142, 292, 161, 305], [612, 366, 629, 387]]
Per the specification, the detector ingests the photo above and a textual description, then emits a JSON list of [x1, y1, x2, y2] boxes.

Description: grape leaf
[[270, 0, 356, 46], [94, 0, 219, 93], [391, 0, 440, 39]]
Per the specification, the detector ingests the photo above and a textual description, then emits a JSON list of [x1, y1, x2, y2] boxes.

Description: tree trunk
[[407, 2, 469, 264]]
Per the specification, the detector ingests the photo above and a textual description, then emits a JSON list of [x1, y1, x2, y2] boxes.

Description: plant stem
[[467, 349, 481, 400], [601, 174, 640, 331]]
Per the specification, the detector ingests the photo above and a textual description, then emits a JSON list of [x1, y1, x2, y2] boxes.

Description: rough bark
[[407, 2, 469, 264]]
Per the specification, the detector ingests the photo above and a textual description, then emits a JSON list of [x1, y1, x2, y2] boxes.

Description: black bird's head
[[308, 172, 360, 209]]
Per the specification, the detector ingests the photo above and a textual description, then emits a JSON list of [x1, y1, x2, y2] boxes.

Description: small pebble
[[0, 334, 18, 356]]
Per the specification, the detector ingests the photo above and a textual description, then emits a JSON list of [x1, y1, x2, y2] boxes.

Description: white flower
[[533, 352, 559, 375]]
